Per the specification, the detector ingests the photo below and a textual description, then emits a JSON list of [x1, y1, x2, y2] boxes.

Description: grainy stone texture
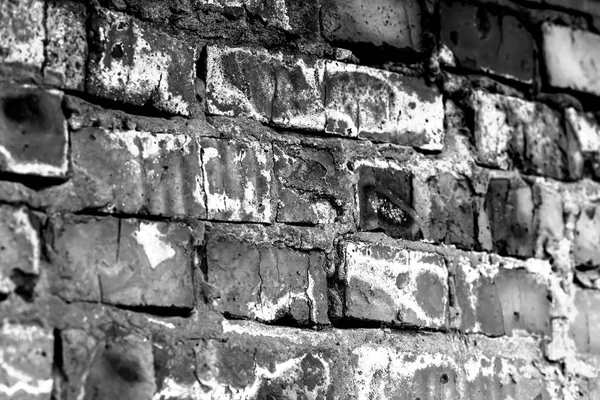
[[0, 0, 45, 72]]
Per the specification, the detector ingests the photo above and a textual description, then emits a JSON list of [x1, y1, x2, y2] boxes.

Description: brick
[[574, 203, 600, 268], [47, 215, 195, 309], [321, 0, 422, 51], [72, 128, 206, 218], [205, 45, 326, 130], [199, 0, 294, 31], [59, 329, 98, 399], [471, 91, 582, 180], [0, 206, 40, 298], [453, 255, 552, 336], [0, 0, 45, 70], [427, 172, 477, 249], [152, 339, 197, 400], [483, 178, 535, 257], [0, 321, 53, 400], [340, 241, 448, 329], [0, 84, 68, 178], [45, 0, 88, 90], [87, 9, 197, 116], [273, 143, 351, 225], [356, 164, 420, 240], [324, 61, 444, 150], [566, 108, 600, 154], [206, 239, 329, 325], [571, 288, 600, 354], [201, 137, 273, 223], [440, 0, 535, 82], [82, 332, 156, 400], [543, 24, 600, 97]]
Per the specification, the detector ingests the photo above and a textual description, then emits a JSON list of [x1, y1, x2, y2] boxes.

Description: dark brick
[[206, 239, 329, 325], [484, 179, 535, 257], [0, 84, 68, 178], [357, 165, 421, 240], [441, 0, 535, 82]]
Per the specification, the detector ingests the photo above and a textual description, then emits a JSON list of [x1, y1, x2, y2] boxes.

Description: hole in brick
[[111, 43, 125, 59], [440, 373, 449, 384]]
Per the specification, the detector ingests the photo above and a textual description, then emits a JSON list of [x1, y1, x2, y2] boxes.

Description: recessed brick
[[543, 23, 600, 97], [453, 255, 552, 336], [206, 239, 329, 325], [87, 9, 197, 116], [471, 91, 582, 180], [0, 206, 40, 298], [0, 84, 68, 179], [441, 0, 535, 82], [0, 0, 45, 70], [321, 0, 423, 51], [324, 62, 444, 150], [45, 0, 88, 90], [356, 164, 420, 240], [47, 215, 195, 309], [201, 137, 273, 223], [340, 241, 448, 329], [483, 178, 535, 257], [0, 321, 53, 400]]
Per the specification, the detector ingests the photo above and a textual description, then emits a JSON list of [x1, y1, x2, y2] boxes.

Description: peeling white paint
[[133, 222, 176, 269], [146, 317, 176, 330]]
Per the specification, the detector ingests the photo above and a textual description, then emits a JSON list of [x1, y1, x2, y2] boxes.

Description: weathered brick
[[324, 61, 444, 150], [0, 84, 68, 179], [453, 255, 552, 336], [205, 45, 326, 130], [201, 137, 273, 223], [321, 0, 423, 51], [273, 142, 351, 225], [206, 239, 329, 325], [483, 178, 535, 257], [570, 288, 600, 354], [566, 108, 600, 154], [198, 0, 296, 32], [356, 164, 420, 239], [574, 203, 600, 268], [47, 215, 195, 309], [0, 0, 45, 70], [0, 206, 40, 298], [87, 9, 197, 116], [0, 321, 53, 400], [471, 91, 582, 180], [72, 128, 206, 218], [81, 332, 156, 400], [340, 241, 448, 329], [440, 0, 535, 82], [45, 0, 88, 90], [543, 23, 600, 97], [152, 339, 197, 400]]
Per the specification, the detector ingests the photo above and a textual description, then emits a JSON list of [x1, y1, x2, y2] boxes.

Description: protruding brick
[[72, 128, 206, 218], [321, 0, 423, 51], [274, 143, 351, 225], [45, 0, 88, 90], [543, 23, 600, 97], [571, 288, 600, 354], [324, 62, 444, 150], [0, 321, 53, 400], [47, 215, 195, 309], [566, 108, 600, 154], [471, 91, 581, 180], [87, 9, 197, 116], [0, 206, 40, 298], [441, 1, 535, 82], [453, 255, 552, 336], [201, 137, 273, 223], [205, 45, 326, 130], [0, 84, 68, 178], [483, 178, 535, 257], [340, 241, 448, 329], [0, 0, 45, 70], [206, 239, 329, 325]]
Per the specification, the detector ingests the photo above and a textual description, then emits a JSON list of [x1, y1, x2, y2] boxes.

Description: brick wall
[[1, 0, 600, 398]]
